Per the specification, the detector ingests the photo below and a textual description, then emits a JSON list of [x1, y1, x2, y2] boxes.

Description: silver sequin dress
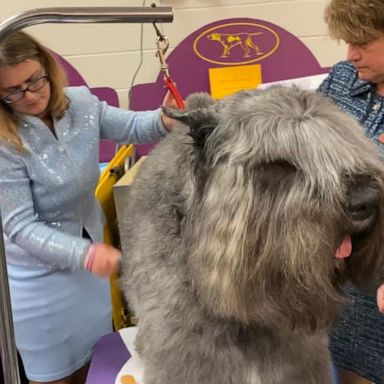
[[0, 86, 167, 381]]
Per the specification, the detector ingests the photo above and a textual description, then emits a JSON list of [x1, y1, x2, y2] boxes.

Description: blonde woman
[[0, 31, 174, 384]]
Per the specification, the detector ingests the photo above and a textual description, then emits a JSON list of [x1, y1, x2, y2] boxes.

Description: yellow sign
[[209, 64, 262, 99]]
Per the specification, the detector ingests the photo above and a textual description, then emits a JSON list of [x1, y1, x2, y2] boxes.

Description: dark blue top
[[319, 60, 384, 152], [318, 61, 384, 382]]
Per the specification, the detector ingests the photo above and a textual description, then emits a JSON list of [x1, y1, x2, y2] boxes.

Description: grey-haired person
[[318, 0, 384, 383]]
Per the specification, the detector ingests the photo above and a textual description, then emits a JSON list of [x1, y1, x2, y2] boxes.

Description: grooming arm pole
[[0, 7, 173, 384], [0, 7, 173, 41], [0, 210, 20, 384]]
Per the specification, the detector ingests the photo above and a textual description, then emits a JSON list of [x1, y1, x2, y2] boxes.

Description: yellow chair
[[95, 144, 135, 330]]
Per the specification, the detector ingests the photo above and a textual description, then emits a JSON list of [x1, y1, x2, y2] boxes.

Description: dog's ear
[[163, 107, 219, 148], [163, 92, 219, 148]]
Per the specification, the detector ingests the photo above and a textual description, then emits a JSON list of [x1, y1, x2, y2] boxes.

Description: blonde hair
[[0, 31, 69, 151], [325, 0, 384, 45]]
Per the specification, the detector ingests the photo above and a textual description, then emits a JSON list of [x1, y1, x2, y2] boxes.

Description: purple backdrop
[[130, 17, 330, 156]]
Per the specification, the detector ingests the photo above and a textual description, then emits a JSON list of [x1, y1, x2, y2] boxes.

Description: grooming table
[[86, 326, 340, 384], [86, 326, 143, 384]]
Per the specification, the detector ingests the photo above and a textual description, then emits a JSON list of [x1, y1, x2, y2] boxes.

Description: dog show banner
[[130, 17, 329, 111], [130, 17, 329, 157]]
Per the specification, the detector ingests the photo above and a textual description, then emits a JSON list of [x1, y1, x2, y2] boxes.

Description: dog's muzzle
[[346, 181, 380, 229], [335, 179, 381, 260]]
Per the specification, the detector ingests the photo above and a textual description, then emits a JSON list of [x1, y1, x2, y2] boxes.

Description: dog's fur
[[120, 86, 384, 384]]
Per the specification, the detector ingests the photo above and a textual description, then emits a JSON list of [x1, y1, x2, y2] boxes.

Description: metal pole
[[0, 7, 174, 384], [0, 210, 20, 384], [0, 7, 173, 41]]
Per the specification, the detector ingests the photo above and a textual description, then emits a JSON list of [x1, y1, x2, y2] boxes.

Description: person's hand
[[83, 242, 121, 278], [377, 284, 384, 313], [161, 89, 184, 132], [162, 88, 182, 109]]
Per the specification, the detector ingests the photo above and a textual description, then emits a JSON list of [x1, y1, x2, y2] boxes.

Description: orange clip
[[120, 374, 137, 384]]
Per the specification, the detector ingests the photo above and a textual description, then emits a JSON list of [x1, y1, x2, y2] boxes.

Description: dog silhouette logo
[[194, 22, 279, 65], [207, 32, 264, 58]]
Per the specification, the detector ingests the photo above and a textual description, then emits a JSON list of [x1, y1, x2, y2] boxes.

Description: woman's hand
[[161, 89, 184, 131], [83, 242, 121, 277], [163, 89, 181, 109]]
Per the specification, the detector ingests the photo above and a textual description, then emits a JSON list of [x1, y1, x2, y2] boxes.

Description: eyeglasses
[[1, 74, 49, 104]]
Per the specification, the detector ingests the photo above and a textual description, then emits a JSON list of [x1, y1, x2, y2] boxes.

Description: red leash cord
[[164, 76, 185, 109]]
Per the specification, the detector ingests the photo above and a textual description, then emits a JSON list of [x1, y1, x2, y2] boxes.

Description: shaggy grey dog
[[119, 86, 384, 384]]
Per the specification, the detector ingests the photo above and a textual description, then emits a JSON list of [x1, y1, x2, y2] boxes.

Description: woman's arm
[[0, 147, 90, 270]]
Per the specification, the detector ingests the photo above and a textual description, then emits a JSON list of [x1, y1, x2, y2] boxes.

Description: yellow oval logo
[[193, 22, 280, 66]]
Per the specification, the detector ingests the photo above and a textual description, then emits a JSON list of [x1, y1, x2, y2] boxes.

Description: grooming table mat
[[86, 326, 339, 384], [86, 327, 143, 384]]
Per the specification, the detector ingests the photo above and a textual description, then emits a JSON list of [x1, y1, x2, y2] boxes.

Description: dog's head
[[164, 86, 384, 331]]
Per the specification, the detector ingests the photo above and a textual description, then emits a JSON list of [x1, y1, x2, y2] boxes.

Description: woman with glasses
[[0, 31, 176, 384]]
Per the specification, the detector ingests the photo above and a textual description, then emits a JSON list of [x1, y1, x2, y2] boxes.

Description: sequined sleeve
[[0, 146, 90, 270], [70, 87, 168, 144], [99, 103, 167, 143]]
